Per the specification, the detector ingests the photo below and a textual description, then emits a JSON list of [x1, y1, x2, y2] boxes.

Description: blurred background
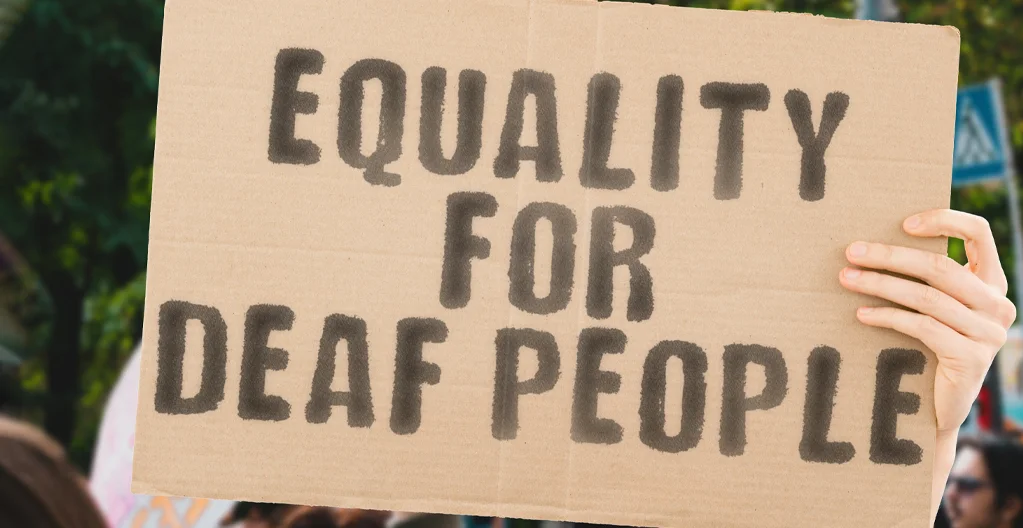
[[0, 0, 1020, 527]]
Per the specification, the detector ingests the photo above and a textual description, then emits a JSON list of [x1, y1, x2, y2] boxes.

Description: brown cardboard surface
[[133, 1, 960, 526]]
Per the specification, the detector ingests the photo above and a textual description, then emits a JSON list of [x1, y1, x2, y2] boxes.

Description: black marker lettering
[[155, 301, 227, 415], [239, 304, 294, 422], [509, 202, 577, 315], [639, 340, 707, 453], [785, 90, 850, 201], [268, 48, 324, 165], [440, 192, 497, 309], [720, 344, 788, 456], [338, 59, 407, 186], [870, 348, 925, 465], [580, 73, 634, 190], [306, 314, 374, 427], [651, 75, 684, 192], [586, 207, 655, 322], [494, 69, 562, 182], [571, 327, 626, 445], [800, 346, 854, 464], [700, 83, 770, 200], [492, 328, 561, 440], [390, 317, 448, 435], [419, 67, 487, 175]]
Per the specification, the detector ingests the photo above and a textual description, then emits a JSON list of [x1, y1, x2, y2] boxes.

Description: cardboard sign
[[133, 1, 960, 526]]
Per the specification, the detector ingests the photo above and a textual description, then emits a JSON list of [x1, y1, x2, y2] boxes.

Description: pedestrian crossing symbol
[[955, 99, 1000, 167], [952, 80, 1013, 186]]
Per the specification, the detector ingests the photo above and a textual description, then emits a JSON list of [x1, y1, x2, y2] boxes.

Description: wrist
[[931, 427, 959, 520], [937, 427, 960, 443], [935, 427, 958, 481]]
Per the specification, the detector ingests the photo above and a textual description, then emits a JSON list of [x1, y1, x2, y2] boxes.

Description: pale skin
[[838, 208, 1017, 521]]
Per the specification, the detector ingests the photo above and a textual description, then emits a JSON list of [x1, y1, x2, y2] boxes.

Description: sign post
[[1008, 176, 1023, 317], [951, 79, 1023, 435], [855, 0, 899, 21], [951, 80, 1022, 317]]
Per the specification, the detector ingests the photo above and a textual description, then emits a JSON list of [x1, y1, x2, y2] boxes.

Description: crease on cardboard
[[558, 0, 603, 514], [494, 0, 537, 510], [153, 239, 444, 263]]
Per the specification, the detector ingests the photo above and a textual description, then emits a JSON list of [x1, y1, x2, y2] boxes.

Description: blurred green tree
[[0, 0, 162, 466], [906, 1, 1023, 306]]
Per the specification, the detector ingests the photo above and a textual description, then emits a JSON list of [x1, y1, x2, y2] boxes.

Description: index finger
[[904, 209, 1007, 294]]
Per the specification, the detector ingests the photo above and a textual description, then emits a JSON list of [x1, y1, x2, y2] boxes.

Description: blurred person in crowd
[[221, 501, 297, 527], [0, 414, 108, 528], [281, 507, 391, 528], [387, 512, 465, 528], [223, 502, 434, 528], [943, 435, 1023, 528]]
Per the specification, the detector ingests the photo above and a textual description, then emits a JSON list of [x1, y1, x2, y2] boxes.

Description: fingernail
[[905, 215, 921, 230], [848, 243, 867, 257], [844, 268, 861, 280]]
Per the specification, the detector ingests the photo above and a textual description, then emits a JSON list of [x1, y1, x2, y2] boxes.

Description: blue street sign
[[952, 79, 1014, 186]]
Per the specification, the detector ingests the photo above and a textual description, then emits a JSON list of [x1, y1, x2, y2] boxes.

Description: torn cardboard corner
[[133, 0, 960, 526]]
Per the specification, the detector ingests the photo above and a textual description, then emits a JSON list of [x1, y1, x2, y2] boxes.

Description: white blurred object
[[89, 347, 237, 528], [997, 326, 1023, 431]]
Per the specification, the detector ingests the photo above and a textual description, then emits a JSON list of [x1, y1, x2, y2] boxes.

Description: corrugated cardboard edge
[[128, 0, 183, 497]]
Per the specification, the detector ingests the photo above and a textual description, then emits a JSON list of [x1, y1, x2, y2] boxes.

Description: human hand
[[837, 209, 1016, 519], [839, 209, 1015, 435]]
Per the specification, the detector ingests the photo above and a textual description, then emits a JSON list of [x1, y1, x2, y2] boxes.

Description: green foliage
[[0, 0, 162, 467], [73, 271, 146, 463], [905, 2, 1023, 305], [641, 0, 853, 17], [0, 0, 29, 46]]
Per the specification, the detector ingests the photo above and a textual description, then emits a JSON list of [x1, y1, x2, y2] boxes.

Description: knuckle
[[861, 270, 881, 288], [919, 286, 943, 307], [881, 243, 895, 262], [976, 317, 1008, 349], [974, 215, 992, 234], [991, 326, 1008, 348], [996, 298, 1018, 327], [930, 252, 955, 277], [917, 314, 941, 335]]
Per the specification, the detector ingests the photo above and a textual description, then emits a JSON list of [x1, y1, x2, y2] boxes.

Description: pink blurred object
[[89, 347, 236, 527]]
